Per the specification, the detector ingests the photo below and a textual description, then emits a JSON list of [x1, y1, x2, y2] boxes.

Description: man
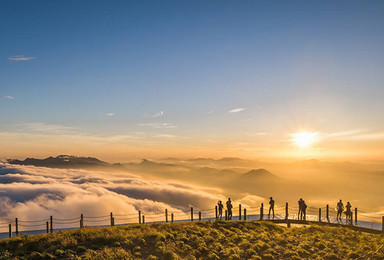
[[268, 197, 275, 219], [298, 198, 303, 220], [337, 199, 344, 221], [226, 198, 233, 220], [217, 201, 223, 220]]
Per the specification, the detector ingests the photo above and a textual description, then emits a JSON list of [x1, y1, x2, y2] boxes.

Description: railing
[[1, 202, 383, 239]]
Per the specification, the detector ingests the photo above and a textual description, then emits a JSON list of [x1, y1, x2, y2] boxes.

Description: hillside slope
[[0, 221, 383, 259]]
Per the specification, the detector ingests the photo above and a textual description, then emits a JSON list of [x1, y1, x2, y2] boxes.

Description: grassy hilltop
[[0, 221, 383, 260]]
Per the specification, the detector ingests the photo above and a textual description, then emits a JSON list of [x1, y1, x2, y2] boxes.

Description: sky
[[1, 0, 384, 162]]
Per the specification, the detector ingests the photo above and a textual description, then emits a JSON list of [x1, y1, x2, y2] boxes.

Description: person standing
[[302, 200, 307, 221], [337, 199, 344, 222], [345, 202, 352, 224], [268, 197, 275, 219], [226, 198, 233, 220], [217, 201, 223, 220], [298, 198, 303, 220]]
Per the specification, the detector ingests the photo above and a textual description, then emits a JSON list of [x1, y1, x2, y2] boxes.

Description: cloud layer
[[0, 164, 223, 230]]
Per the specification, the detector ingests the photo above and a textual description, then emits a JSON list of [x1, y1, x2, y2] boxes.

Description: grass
[[0, 221, 383, 259]]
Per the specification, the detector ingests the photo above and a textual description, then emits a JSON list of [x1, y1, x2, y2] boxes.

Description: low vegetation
[[0, 221, 383, 259]]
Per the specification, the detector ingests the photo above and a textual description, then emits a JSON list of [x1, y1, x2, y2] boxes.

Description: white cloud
[[8, 55, 36, 61], [228, 108, 246, 113], [152, 110, 164, 118], [138, 123, 177, 129], [0, 164, 223, 227], [105, 113, 115, 116], [4, 96, 14, 99]]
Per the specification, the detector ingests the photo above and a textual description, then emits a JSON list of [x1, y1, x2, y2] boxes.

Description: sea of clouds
[[0, 163, 230, 229]]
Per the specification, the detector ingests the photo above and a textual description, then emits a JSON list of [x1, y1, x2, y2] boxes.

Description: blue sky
[[1, 0, 384, 161]]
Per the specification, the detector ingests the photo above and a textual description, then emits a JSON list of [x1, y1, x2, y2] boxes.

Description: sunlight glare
[[293, 132, 318, 148]]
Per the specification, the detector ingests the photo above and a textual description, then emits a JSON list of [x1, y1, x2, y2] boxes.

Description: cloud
[[322, 130, 384, 141], [8, 55, 36, 61], [228, 108, 245, 113], [4, 96, 14, 99], [138, 123, 177, 129], [152, 134, 180, 139], [143, 110, 164, 118], [106, 113, 115, 116], [0, 163, 223, 227], [152, 110, 164, 118], [19, 122, 75, 134]]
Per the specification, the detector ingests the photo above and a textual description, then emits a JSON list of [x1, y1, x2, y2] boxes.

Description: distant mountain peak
[[7, 155, 109, 168], [241, 168, 278, 179]]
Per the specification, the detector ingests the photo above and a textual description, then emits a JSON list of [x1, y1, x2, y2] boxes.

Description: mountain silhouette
[[240, 169, 278, 181], [7, 155, 110, 168]]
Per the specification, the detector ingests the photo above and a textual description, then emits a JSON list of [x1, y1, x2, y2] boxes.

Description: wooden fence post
[[215, 206, 218, 220], [171, 213, 174, 223], [110, 212, 114, 226], [199, 212, 201, 221], [225, 210, 228, 220], [326, 205, 329, 222], [287, 219, 291, 228], [15, 218, 18, 236], [50, 216, 53, 233], [355, 208, 358, 225], [8, 224, 12, 238], [191, 207, 194, 222], [260, 203, 264, 220], [244, 208, 247, 220], [319, 208, 322, 222], [80, 214, 84, 228], [382, 216, 384, 234], [239, 204, 242, 221], [139, 211, 141, 224], [142, 215, 145, 224], [285, 203, 288, 220], [165, 209, 168, 223], [46, 221, 49, 233]]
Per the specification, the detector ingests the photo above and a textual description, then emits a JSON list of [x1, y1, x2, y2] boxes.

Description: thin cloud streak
[[8, 55, 36, 61], [322, 130, 384, 141], [138, 123, 177, 129], [228, 108, 245, 113], [19, 122, 75, 134], [4, 96, 14, 99]]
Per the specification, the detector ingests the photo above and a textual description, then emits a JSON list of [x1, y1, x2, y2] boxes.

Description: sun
[[293, 132, 318, 148]]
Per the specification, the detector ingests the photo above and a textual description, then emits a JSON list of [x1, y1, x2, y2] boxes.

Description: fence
[[1, 202, 383, 239]]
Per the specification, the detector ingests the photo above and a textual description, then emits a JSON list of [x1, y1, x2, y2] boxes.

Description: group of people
[[337, 199, 353, 223], [217, 197, 353, 222], [297, 198, 308, 220], [217, 198, 233, 220]]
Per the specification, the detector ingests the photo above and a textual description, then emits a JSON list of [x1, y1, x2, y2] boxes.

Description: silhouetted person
[[217, 201, 223, 220], [226, 198, 233, 220], [345, 201, 352, 224], [268, 197, 275, 219], [337, 199, 344, 221], [298, 198, 304, 220], [302, 200, 307, 221]]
